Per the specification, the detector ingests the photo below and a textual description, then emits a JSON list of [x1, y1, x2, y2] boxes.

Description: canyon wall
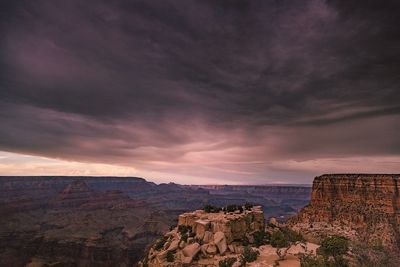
[[0, 176, 310, 266], [289, 174, 400, 251]]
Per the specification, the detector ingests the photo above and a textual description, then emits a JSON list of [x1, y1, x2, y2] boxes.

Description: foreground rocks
[[140, 206, 317, 267]]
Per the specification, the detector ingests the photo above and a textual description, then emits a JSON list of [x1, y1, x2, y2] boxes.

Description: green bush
[[270, 228, 304, 248], [318, 236, 348, 259], [253, 230, 270, 247], [226, 204, 243, 213], [166, 251, 174, 262], [178, 225, 192, 235], [317, 236, 349, 266], [189, 232, 196, 238], [299, 254, 328, 267], [281, 227, 304, 243], [270, 230, 289, 248], [203, 204, 221, 213], [180, 233, 188, 242], [244, 203, 254, 210], [241, 246, 259, 264], [219, 257, 237, 267], [154, 236, 167, 251]]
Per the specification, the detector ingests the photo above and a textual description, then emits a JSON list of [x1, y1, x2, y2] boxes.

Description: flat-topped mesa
[[289, 174, 400, 251], [141, 206, 265, 266], [178, 206, 264, 243]]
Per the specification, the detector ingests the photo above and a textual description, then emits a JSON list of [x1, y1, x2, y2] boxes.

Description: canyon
[[2, 174, 400, 266], [0, 176, 310, 266]]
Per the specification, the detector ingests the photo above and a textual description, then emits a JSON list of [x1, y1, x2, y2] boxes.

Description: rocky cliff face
[[289, 174, 400, 251]]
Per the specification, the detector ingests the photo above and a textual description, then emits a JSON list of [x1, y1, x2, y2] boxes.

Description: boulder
[[194, 219, 210, 240], [182, 242, 201, 258], [206, 243, 217, 254], [200, 244, 208, 255], [214, 231, 227, 254], [167, 239, 179, 251], [179, 241, 186, 249], [203, 231, 213, 243]]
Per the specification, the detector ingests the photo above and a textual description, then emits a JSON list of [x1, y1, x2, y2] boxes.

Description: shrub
[[178, 225, 192, 235], [299, 254, 327, 267], [244, 203, 254, 210], [270, 230, 289, 248], [166, 250, 174, 262], [271, 227, 304, 248], [253, 230, 270, 247], [226, 204, 243, 213], [180, 233, 188, 242], [203, 204, 221, 213], [240, 246, 259, 264], [281, 227, 304, 243], [318, 236, 349, 261], [219, 257, 237, 267], [154, 236, 167, 251]]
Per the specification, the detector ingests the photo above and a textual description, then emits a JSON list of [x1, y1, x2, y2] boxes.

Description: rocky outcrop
[[289, 174, 400, 251], [140, 207, 322, 267], [141, 206, 265, 266]]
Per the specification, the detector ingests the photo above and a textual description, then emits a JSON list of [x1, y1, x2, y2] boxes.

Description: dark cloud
[[0, 0, 399, 183]]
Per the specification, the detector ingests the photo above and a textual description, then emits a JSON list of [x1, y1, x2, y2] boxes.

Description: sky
[[0, 0, 399, 184]]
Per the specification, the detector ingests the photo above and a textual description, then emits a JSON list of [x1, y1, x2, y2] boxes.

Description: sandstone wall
[[289, 174, 400, 251]]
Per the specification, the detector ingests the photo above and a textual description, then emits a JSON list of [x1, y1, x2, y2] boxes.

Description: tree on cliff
[[318, 235, 349, 266]]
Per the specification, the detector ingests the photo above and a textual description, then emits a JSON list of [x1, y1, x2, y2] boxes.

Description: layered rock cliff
[[289, 174, 400, 251]]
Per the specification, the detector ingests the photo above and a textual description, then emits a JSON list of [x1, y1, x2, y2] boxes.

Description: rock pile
[[140, 206, 264, 266]]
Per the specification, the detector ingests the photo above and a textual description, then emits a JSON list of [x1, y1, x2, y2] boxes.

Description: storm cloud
[[1, 0, 399, 183]]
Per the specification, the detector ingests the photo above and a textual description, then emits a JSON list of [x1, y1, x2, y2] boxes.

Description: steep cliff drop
[[289, 174, 400, 252]]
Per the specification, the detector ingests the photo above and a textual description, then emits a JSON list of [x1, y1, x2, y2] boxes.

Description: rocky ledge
[[140, 206, 318, 267], [140, 206, 264, 266]]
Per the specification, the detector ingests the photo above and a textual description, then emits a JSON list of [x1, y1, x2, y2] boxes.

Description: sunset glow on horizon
[[1, 0, 399, 184]]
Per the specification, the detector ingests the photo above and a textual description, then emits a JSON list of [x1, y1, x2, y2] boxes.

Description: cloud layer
[[1, 0, 399, 183]]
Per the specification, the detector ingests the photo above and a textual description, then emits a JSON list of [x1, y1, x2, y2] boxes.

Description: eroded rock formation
[[141, 206, 265, 266], [289, 174, 400, 251]]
